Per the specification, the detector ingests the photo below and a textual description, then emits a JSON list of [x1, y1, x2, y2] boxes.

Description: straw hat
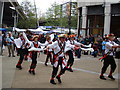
[[32, 35, 39, 40], [58, 34, 67, 38]]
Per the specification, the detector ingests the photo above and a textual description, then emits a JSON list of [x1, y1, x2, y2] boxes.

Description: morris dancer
[[44, 36, 53, 66], [47, 34, 80, 84], [66, 34, 84, 72], [16, 33, 29, 70], [100, 34, 120, 80], [27, 35, 51, 75]]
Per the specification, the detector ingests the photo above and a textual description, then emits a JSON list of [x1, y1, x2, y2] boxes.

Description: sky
[[17, 0, 74, 17]]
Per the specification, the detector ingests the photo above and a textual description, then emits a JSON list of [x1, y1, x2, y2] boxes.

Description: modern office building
[[77, 0, 120, 37], [0, 0, 26, 28]]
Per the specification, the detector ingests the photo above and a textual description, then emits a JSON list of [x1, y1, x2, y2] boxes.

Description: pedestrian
[[6, 32, 15, 57], [99, 34, 120, 80]]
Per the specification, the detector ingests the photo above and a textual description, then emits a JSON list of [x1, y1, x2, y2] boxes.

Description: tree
[[17, 0, 37, 29], [45, 2, 78, 29], [45, 2, 61, 26]]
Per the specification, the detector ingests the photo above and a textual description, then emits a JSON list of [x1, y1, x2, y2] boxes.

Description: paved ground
[[2, 48, 119, 88]]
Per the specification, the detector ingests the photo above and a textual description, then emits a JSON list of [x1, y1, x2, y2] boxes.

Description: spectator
[[89, 34, 95, 44], [6, 32, 15, 57], [96, 35, 103, 55], [77, 35, 84, 43], [102, 38, 107, 56], [92, 42, 99, 57], [84, 36, 90, 45]]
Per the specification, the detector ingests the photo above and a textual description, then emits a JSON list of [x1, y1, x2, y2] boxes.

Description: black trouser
[[67, 50, 74, 67], [76, 49, 82, 58], [30, 51, 37, 69], [52, 57, 66, 78], [115, 51, 120, 59], [16, 49, 28, 66], [45, 51, 52, 64], [101, 56, 117, 74]]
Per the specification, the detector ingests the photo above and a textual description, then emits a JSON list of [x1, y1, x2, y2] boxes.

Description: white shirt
[[66, 40, 82, 46], [30, 41, 49, 48], [44, 41, 53, 51], [105, 40, 119, 56], [16, 38, 28, 49], [47, 40, 75, 57]]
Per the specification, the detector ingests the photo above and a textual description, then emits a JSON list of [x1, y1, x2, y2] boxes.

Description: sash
[[53, 41, 67, 68], [55, 40, 66, 56], [98, 50, 113, 62]]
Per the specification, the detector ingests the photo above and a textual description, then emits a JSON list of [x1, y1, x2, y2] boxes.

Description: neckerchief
[[33, 41, 38, 48], [56, 40, 66, 56]]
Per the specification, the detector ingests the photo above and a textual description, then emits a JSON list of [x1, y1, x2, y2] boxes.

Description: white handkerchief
[[28, 47, 45, 51]]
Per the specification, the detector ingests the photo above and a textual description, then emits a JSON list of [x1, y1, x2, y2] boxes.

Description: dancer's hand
[[74, 47, 80, 50], [49, 41, 52, 44]]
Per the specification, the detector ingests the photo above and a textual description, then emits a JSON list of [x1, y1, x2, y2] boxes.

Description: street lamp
[[33, 0, 39, 28], [68, 0, 72, 35]]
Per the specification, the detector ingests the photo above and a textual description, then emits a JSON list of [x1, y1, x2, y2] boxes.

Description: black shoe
[[50, 79, 56, 85], [69, 68, 73, 72], [45, 63, 48, 66], [108, 75, 115, 80], [32, 70, 35, 75], [56, 76, 62, 83], [100, 76, 106, 80], [12, 55, 15, 57], [65, 67, 69, 70], [29, 70, 31, 74], [16, 65, 22, 70], [51, 62, 53, 65]]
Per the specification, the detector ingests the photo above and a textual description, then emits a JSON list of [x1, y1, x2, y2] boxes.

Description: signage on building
[[66, 3, 71, 16]]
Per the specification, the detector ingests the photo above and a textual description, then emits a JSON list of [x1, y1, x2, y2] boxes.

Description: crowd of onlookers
[[76, 34, 120, 58], [0, 30, 120, 59]]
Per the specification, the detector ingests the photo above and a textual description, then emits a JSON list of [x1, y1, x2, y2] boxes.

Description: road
[[2, 48, 119, 88]]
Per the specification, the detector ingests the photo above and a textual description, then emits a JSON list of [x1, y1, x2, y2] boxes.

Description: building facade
[[0, 0, 26, 28], [77, 0, 120, 37]]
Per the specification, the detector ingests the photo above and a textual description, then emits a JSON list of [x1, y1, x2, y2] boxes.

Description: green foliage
[[45, 2, 61, 26], [45, 2, 77, 28], [17, 0, 37, 29]]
